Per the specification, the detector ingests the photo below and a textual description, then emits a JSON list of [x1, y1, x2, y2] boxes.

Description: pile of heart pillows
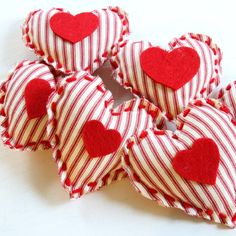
[[0, 6, 235, 228]]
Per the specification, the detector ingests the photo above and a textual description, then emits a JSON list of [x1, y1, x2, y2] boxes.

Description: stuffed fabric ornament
[[0, 60, 59, 150], [22, 6, 129, 74], [47, 71, 165, 198], [110, 33, 221, 119], [122, 98, 236, 227]]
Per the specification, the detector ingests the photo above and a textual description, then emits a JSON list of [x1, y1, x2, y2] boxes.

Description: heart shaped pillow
[[122, 98, 236, 227], [47, 71, 165, 198], [110, 33, 222, 119], [23, 6, 129, 74], [0, 60, 57, 150], [218, 81, 236, 118]]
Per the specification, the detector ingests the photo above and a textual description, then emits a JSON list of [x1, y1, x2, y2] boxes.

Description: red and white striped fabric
[[110, 33, 222, 119], [0, 60, 56, 150], [218, 81, 236, 118], [22, 6, 129, 74], [47, 71, 165, 198], [122, 98, 236, 227]]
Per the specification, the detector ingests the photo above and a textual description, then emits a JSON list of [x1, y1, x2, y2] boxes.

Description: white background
[[0, 0, 236, 235]]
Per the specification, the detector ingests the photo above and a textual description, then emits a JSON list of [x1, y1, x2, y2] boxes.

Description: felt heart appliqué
[[123, 99, 236, 227], [50, 12, 99, 43], [0, 60, 57, 150], [110, 33, 221, 118], [47, 71, 165, 199], [140, 47, 200, 90], [82, 120, 122, 158], [23, 7, 129, 73], [24, 78, 53, 119], [172, 138, 220, 185]]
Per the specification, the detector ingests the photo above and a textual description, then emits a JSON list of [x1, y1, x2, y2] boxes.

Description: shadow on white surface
[[102, 180, 230, 230], [0, 142, 68, 205]]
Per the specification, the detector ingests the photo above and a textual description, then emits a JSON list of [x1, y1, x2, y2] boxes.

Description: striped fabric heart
[[22, 6, 129, 74], [218, 81, 236, 118], [47, 71, 165, 198], [110, 33, 222, 119], [0, 60, 57, 150], [122, 99, 236, 227]]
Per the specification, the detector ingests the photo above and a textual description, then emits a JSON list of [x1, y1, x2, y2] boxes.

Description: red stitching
[[209, 78, 215, 84], [97, 85, 105, 93], [205, 209, 213, 217], [181, 201, 192, 209], [47, 56, 54, 63], [64, 177, 71, 187], [206, 98, 215, 107], [200, 88, 207, 94], [219, 213, 227, 222], [212, 48, 217, 55], [166, 113, 173, 121], [124, 154, 131, 166], [119, 41, 127, 47], [0, 108, 6, 116], [139, 130, 148, 139], [102, 173, 110, 185], [164, 194, 175, 204], [177, 123, 184, 130], [66, 77, 77, 83], [15, 144, 24, 149], [41, 140, 51, 149], [71, 188, 82, 195], [55, 149, 62, 161], [183, 108, 191, 117], [218, 89, 224, 99], [51, 102, 57, 113], [148, 110, 158, 119], [88, 181, 97, 188], [84, 75, 94, 82], [118, 72, 124, 79], [104, 100, 109, 108], [52, 119, 57, 128], [36, 50, 45, 56], [60, 163, 67, 171], [148, 188, 157, 195], [133, 173, 141, 182], [56, 63, 62, 69], [111, 111, 121, 116], [1, 119, 8, 128], [102, 51, 108, 58], [220, 105, 230, 114], [154, 130, 165, 135], [138, 104, 146, 109], [57, 86, 64, 95], [172, 134, 178, 139], [0, 95, 5, 104], [124, 106, 132, 112], [226, 84, 232, 90], [55, 134, 60, 145], [110, 60, 118, 69], [127, 141, 134, 149]]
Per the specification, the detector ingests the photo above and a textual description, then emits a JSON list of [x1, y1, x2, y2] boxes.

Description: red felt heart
[[140, 46, 200, 90], [50, 12, 99, 43], [24, 78, 53, 119], [82, 120, 122, 158], [172, 138, 220, 185]]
